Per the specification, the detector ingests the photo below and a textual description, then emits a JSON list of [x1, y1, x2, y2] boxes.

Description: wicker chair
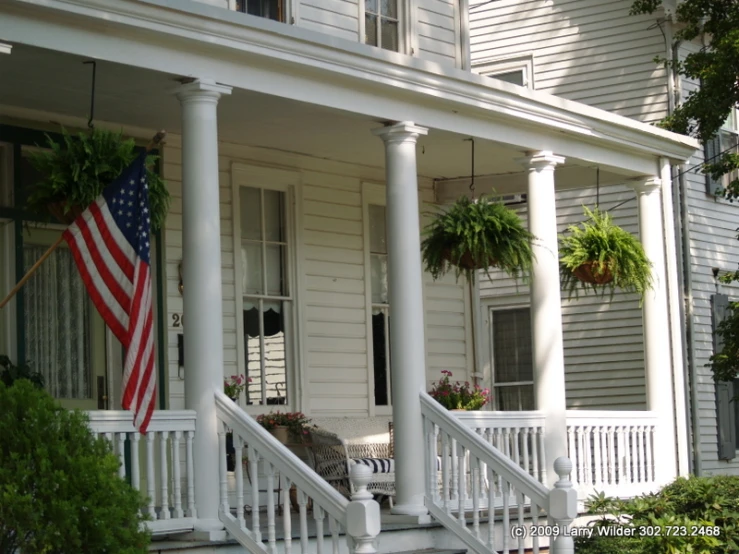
[[308, 425, 396, 503]]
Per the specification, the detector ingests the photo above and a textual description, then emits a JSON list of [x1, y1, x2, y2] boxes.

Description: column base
[[390, 499, 430, 519], [384, 512, 433, 525]]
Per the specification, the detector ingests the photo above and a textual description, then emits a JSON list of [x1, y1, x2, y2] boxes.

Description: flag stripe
[[122, 264, 151, 409], [90, 200, 136, 279]]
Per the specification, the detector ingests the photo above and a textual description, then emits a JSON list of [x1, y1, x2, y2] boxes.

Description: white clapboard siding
[[469, 0, 668, 122], [298, 0, 360, 42], [415, 0, 460, 66], [479, 185, 646, 409]]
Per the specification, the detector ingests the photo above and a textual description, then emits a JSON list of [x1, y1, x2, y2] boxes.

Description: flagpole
[[0, 130, 167, 310]]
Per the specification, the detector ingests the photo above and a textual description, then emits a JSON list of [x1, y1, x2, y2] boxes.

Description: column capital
[[517, 151, 565, 170], [372, 121, 428, 144], [175, 79, 232, 102], [630, 177, 661, 195]]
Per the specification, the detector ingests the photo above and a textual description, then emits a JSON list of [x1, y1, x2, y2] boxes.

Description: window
[[365, 0, 399, 52], [239, 185, 293, 406], [473, 55, 535, 89], [490, 307, 534, 411], [235, 0, 284, 22], [705, 106, 739, 196], [368, 204, 392, 406]]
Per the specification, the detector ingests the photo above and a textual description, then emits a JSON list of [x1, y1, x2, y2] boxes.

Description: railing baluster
[[117, 432, 126, 479], [593, 425, 603, 487], [172, 430, 184, 519], [606, 426, 615, 485], [451, 438, 459, 505], [250, 447, 262, 544], [575, 426, 585, 485], [283, 477, 292, 554], [186, 430, 196, 518], [537, 427, 546, 485], [146, 431, 156, 518], [513, 427, 521, 469], [517, 489, 525, 554], [265, 460, 276, 553], [487, 464, 495, 551], [329, 516, 340, 554], [234, 435, 245, 528], [617, 426, 626, 484], [218, 426, 229, 517], [131, 432, 141, 491], [502, 480, 510, 553], [441, 432, 450, 513], [430, 423, 439, 503], [647, 424, 655, 482], [314, 506, 325, 554], [457, 445, 466, 522], [532, 501, 540, 554], [533, 426, 542, 483], [522, 428, 530, 478], [471, 460, 480, 538], [635, 425, 643, 483], [159, 431, 170, 520], [298, 489, 309, 554]]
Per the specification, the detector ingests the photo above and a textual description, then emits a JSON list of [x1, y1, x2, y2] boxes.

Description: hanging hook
[[466, 137, 476, 199], [596, 167, 600, 209], [84, 60, 97, 129]]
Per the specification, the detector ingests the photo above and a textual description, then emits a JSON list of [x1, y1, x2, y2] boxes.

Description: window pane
[[369, 204, 387, 254], [240, 186, 262, 240], [266, 244, 286, 296], [381, 0, 397, 18], [380, 19, 398, 52], [263, 189, 285, 242], [371, 254, 388, 304], [366, 0, 378, 14], [490, 70, 525, 86], [24, 245, 91, 399], [495, 385, 535, 411], [492, 308, 532, 383], [365, 14, 378, 46], [372, 309, 389, 406], [241, 241, 263, 295], [244, 301, 288, 405]]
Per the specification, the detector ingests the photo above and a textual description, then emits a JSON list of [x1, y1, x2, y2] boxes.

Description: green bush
[[0, 355, 44, 389], [575, 476, 737, 554], [0, 381, 150, 554]]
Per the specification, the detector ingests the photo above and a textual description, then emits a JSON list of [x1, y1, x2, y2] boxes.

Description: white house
[[0, 0, 699, 552], [468, 0, 739, 488]]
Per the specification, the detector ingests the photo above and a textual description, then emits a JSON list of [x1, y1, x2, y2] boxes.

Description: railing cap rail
[[452, 410, 547, 427], [566, 410, 659, 424], [86, 410, 197, 433]]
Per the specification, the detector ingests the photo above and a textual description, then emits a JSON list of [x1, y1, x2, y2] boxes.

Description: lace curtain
[[23, 244, 91, 399]]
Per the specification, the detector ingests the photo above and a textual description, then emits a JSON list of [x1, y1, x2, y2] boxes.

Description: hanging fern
[[559, 206, 653, 301], [25, 127, 169, 231], [421, 195, 534, 283]]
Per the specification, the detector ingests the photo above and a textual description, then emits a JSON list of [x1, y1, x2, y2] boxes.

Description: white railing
[[452, 411, 547, 484], [421, 392, 577, 554], [87, 410, 197, 536], [214, 391, 380, 554], [566, 410, 659, 498]]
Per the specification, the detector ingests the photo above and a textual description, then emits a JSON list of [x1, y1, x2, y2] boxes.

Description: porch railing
[[214, 391, 380, 554], [87, 410, 197, 536], [566, 410, 659, 498], [420, 392, 577, 554]]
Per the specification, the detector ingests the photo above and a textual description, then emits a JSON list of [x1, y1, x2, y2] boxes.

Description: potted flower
[[558, 207, 652, 301], [224, 374, 250, 401], [429, 370, 491, 411], [256, 411, 312, 445], [421, 195, 534, 283], [25, 127, 169, 229]]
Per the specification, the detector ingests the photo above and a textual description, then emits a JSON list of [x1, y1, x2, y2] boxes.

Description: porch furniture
[[309, 425, 396, 502]]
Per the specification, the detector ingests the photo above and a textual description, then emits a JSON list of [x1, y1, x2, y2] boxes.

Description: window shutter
[[705, 135, 722, 195], [712, 293, 736, 460]]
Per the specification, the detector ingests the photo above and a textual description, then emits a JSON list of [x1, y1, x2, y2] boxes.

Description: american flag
[[63, 151, 157, 433]]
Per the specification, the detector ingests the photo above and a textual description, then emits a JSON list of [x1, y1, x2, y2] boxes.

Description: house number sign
[[172, 313, 184, 327]]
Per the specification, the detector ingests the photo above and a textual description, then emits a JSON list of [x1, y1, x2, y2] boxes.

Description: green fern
[[559, 206, 652, 301], [25, 127, 169, 231], [421, 195, 534, 283]]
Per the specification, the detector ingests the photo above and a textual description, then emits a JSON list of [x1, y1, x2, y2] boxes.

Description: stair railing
[[420, 391, 577, 554]]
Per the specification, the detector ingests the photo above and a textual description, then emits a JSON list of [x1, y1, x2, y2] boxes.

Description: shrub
[[575, 476, 738, 554], [0, 381, 150, 554], [0, 355, 44, 389]]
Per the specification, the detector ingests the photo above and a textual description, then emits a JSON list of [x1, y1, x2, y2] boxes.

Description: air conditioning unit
[[499, 193, 527, 205]]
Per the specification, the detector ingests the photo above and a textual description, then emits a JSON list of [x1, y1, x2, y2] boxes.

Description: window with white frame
[[368, 204, 392, 406], [239, 185, 293, 406], [235, 0, 285, 22], [365, 0, 399, 52], [705, 106, 739, 196], [473, 55, 535, 89], [490, 307, 534, 411]]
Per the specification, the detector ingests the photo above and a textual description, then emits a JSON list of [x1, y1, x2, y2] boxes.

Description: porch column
[[631, 178, 678, 482], [520, 151, 568, 488], [373, 121, 429, 518], [176, 78, 232, 536]]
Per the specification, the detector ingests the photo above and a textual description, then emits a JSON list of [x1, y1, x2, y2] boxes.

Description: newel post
[[347, 464, 381, 554], [549, 457, 577, 554]]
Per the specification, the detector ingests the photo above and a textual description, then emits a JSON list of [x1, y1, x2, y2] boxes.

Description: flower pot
[[442, 249, 497, 271], [269, 426, 290, 444], [572, 261, 614, 285], [46, 201, 85, 225]]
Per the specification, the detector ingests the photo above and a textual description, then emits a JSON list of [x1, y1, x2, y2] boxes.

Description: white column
[[519, 151, 567, 488], [176, 79, 232, 536], [372, 121, 429, 518], [631, 178, 678, 482]]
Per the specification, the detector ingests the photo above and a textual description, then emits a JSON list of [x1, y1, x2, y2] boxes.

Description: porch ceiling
[[0, 43, 633, 190]]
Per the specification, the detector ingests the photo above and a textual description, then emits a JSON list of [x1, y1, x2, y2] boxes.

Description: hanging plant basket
[[421, 195, 534, 283], [24, 127, 169, 231], [559, 206, 652, 301]]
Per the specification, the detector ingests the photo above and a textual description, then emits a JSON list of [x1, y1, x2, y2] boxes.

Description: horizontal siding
[[469, 0, 668, 123], [479, 184, 646, 410], [416, 0, 459, 66], [298, 0, 360, 42]]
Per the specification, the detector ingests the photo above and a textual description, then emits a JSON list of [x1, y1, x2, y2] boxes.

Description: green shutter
[[713, 293, 736, 460], [705, 136, 723, 195]]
